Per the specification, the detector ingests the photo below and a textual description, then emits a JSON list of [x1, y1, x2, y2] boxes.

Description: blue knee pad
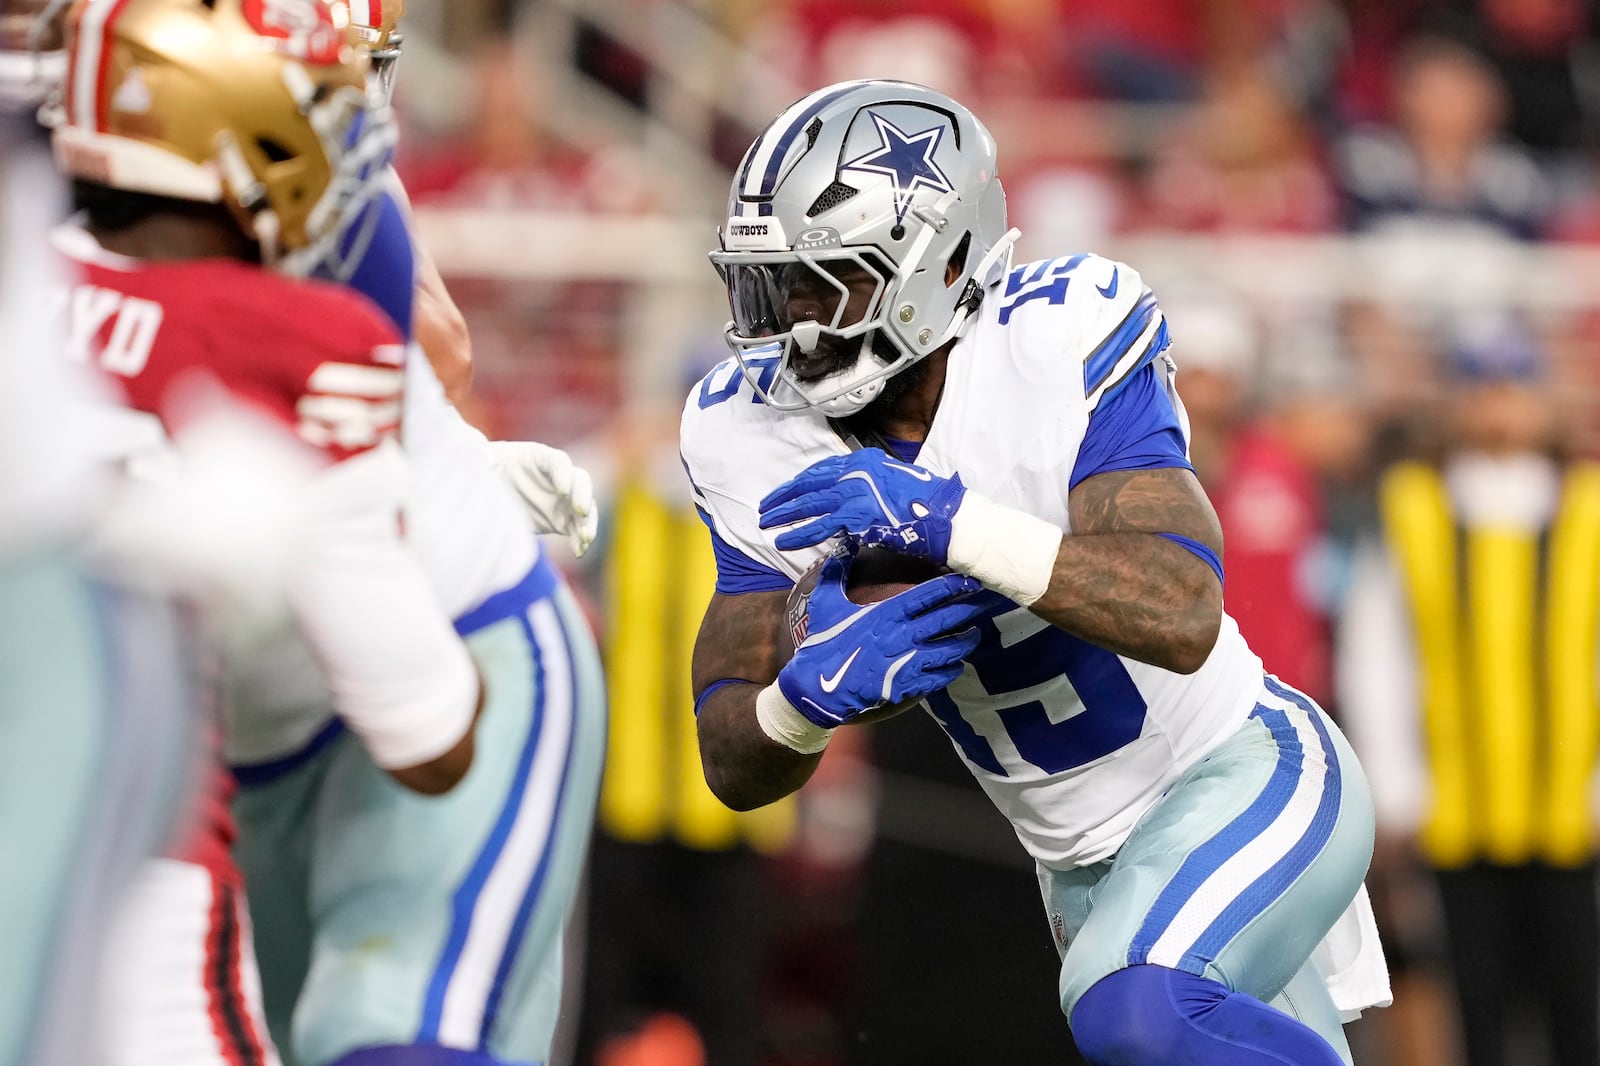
[[1070, 965, 1345, 1066], [330, 1045, 538, 1066]]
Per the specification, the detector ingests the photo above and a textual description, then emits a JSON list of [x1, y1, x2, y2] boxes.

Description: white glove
[[488, 440, 599, 557]]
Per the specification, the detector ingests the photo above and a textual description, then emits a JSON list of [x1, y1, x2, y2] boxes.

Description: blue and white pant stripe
[[419, 559, 582, 1051], [1129, 675, 1342, 973]]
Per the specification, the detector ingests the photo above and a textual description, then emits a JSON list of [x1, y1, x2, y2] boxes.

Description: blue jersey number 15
[[924, 613, 1147, 774]]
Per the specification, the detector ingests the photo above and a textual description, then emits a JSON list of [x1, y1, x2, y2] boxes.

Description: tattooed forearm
[[691, 589, 821, 809], [1030, 467, 1224, 672]]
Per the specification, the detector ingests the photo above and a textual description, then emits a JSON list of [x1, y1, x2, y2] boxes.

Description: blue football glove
[[777, 554, 985, 727], [759, 449, 968, 562]]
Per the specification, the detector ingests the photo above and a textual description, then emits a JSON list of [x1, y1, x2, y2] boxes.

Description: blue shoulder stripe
[[1083, 289, 1160, 396], [1098, 319, 1172, 408]]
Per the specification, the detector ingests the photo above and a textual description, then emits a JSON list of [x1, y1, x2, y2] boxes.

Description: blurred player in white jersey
[[681, 80, 1388, 1065], [46, 1, 516, 1064], [0, 8, 204, 1064], [221, 7, 608, 1066]]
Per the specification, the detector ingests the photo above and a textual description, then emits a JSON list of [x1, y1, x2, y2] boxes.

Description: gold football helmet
[[52, 0, 395, 276], [341, 0, 402, 103]]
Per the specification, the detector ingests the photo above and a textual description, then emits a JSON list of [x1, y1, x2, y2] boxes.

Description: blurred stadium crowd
[[362, 1, 1600, 1063], [8, 0, 1600, 1064]]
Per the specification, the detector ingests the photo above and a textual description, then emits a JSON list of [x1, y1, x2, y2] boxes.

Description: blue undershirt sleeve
[[694, 505, 794, 595], [322, 186, 417, 340], [1069, 362, 1193, 489]]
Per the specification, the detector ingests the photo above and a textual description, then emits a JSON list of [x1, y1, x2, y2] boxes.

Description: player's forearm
[[414, 276, 473, 404], [696, 681, 823, 810], [691, 587, 803, 808], [1031, 533, 1221, 673], [289, 443, 482, 786]]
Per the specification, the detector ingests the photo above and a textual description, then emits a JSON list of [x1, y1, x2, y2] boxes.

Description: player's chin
[[790, 350, 852, 383]]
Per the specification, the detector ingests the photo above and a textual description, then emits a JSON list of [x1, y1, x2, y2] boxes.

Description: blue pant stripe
[[475, 607, 582, 1047], [1127, 699, 1301, 965], [1178, 697, 1342, 970], [417, 610, 549, 1042]]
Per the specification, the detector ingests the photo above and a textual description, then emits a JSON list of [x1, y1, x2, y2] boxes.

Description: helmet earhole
[[890, 224, 905, 241], [946, 232, 972, 283]]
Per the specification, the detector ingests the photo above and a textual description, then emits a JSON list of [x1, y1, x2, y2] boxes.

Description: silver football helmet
[[711, 79, 1019, 417]]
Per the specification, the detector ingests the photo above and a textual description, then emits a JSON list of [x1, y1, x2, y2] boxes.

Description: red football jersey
[[59, 229, 406, 463]]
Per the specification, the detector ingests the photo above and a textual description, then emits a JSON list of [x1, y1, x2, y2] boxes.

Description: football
[[782, 547, 952, 725], [842, 547, 952, 723], [845, 545, 949, 605]]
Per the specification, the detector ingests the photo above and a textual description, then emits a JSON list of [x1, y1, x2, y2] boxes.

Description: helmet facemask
[[343, 0, 404, 105], [262, 74, 397, 280], [366, 27, 400, 104], [713, 246, 911, 416]]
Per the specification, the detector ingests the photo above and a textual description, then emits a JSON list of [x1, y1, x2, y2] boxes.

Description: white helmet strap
[[944, 225, 1020, 345]]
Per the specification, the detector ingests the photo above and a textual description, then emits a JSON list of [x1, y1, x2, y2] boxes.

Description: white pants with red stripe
[[98, 859, 280, 1066]]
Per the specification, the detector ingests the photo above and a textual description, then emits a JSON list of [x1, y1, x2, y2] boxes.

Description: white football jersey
[[681, 253, 1265, 870], [223, 345, 538, 765], [0, 131, 103, 557]]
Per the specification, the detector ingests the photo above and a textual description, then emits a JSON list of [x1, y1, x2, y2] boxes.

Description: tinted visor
[[717, 251, 890, 340]]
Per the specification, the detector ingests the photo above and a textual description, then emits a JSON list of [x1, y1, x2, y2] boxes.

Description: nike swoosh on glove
[[488, 440, 599, 557], [777, 553, 985, 727], [759, 448, 967, 561]]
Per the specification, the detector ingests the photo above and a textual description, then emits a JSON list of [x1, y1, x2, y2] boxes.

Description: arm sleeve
[[286, 439, 479, 769], [1069, 362, 1193, 489], [326, 171, 418, 341]]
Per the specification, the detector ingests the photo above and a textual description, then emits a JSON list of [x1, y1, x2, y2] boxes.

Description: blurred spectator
[[1172, 291, 1357, 707], [1328, 0, 1437, 126], [396, 37, 647, 449], [1541, 306, 1600, 460], [1137, 60, 1339, 233], [742, 0, 997, 103], [1334, 29, 1551, 239], [1453, 0, 1599, 156], [1338, 314, 1600, 1066], [399, 39, 652, 213], [1051, 0, 1210, 102]]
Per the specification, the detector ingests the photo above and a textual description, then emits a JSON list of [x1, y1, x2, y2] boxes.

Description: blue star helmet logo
[[840, 111, 955, 225]]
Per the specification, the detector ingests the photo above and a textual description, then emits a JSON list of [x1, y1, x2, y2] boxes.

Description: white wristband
[[756, 682, 834, 755], [946, 490, 1064, 606]]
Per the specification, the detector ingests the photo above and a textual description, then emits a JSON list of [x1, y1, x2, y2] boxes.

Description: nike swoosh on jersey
[[1096, 267, 1119, 300], [819, 647, 862, 692]]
